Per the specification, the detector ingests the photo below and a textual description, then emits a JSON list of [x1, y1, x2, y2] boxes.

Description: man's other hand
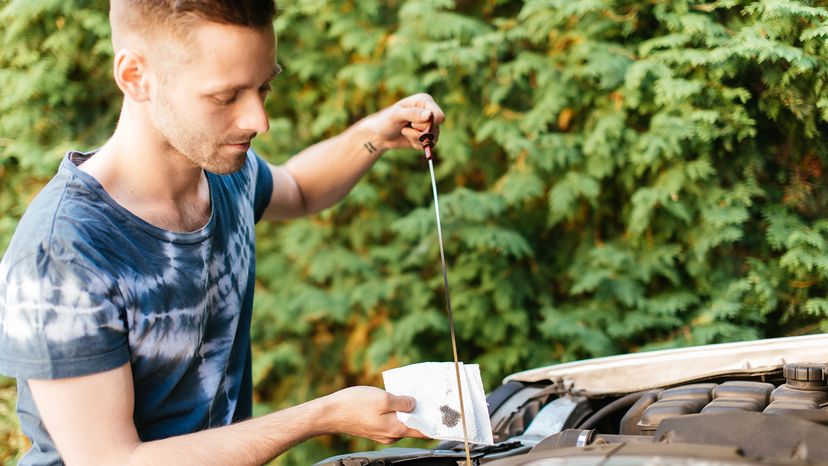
[[361, 93, 446, 152], [323, 386, 429, 444]]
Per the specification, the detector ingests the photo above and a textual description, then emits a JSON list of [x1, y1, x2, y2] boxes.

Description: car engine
[[315, 336, 828, 466]]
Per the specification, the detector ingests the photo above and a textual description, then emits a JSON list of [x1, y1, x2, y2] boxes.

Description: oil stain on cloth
[[383, 362, 493, 445], [440, 405, 460, 427]]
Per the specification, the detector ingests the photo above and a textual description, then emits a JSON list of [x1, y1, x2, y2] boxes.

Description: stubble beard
[[152, 90, 250, 175]]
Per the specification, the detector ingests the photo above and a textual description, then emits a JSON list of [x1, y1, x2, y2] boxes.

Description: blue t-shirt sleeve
[[251, 152, 273, 223], [0, 250, 130, 379]]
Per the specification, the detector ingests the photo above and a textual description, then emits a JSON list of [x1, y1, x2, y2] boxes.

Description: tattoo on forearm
[[363, 141, 377, 154]]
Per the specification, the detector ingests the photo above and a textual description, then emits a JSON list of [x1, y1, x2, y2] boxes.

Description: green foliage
[[2, 0, 828, 464], [0, 0, 116, 251], [0, 376, 28, 465]]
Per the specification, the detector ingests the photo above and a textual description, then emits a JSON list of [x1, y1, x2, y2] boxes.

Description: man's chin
[[204, 148, 248, 174]]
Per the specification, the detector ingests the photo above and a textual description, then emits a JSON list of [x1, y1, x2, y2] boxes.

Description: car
[[314, 333, 828, 465]]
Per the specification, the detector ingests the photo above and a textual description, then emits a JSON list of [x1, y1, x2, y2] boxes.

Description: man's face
[[148, 22, 278, 174]]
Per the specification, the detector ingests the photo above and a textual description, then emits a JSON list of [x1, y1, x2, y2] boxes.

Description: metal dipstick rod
[[419, 116, 473, 465]]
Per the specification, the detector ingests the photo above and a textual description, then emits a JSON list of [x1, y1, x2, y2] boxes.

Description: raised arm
[[29, 364, 423, 465], [262, 93, 445, 221]]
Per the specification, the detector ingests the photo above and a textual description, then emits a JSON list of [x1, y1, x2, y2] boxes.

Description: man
[[0, 0, 443, 464]]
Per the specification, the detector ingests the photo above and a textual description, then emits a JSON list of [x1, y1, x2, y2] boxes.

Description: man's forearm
[[127, 397, 332, 466], [262, 94, 443, 221], [31, 364, 417, 465], [282, 118, 386, 216]]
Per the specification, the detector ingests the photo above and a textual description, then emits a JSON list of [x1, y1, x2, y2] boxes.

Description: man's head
[[109, 0, 279, 174]]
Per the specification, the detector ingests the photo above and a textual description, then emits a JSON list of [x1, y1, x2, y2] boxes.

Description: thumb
[[391, 106, 432, 129], [387, 394, 417, 413]]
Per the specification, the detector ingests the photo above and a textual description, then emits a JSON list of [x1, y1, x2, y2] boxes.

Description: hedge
[[1, 0, 827, 463]]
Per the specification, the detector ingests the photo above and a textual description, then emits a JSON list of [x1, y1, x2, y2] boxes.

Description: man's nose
[[236, 94, 270, 134]]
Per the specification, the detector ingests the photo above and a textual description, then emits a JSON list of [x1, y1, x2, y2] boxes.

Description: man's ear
[[113, 49, 152, 102]]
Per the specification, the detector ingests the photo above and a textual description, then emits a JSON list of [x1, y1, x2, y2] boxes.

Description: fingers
[[375, 421, 430, 444], [392, 106, 434, 133], [401, 125, 439, 139], [329, 387, 432, 445], [386, 394, 416, 413], [391, 93, 446, 131], [365, 92, 445, 150], [401, 125, 440, 151], [399, 92, 446, 125], [405, 427, 430, 439]]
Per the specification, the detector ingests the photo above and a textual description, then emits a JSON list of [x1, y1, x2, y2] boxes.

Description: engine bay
[[315, 336, 828, 466], [476, 362, 828, 465]]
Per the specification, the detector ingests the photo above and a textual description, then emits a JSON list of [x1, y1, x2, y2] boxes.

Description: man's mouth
[[225, 141, 251, 150], [224, 134, 256, 151]]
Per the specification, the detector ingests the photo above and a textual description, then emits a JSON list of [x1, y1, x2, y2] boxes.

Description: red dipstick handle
[[418, 114, 435, 160]]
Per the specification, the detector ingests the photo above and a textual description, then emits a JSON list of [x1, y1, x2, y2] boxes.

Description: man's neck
[[79, 106, 212, 233]]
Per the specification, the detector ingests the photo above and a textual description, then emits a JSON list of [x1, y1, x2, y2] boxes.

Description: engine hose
[[578, 391, 645, 430]]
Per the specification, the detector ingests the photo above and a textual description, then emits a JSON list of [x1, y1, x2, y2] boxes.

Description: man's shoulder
[[207, 149, 273, 223], [3, 157, 120, 270]]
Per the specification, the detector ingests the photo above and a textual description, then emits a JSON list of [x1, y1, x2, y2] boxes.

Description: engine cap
[[783, 362, 827, 390]]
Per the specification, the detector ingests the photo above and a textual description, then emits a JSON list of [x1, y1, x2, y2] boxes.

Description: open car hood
[[505, 334, 828, 396]]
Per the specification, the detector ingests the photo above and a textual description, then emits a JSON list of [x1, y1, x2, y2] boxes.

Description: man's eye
[[214, 94, 237, 105]]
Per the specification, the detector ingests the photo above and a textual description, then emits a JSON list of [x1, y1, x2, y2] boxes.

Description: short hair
[[110, 0, 277, 50]]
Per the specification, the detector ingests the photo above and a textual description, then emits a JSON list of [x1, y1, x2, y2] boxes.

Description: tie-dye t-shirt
[[0, 149, 273, 465]]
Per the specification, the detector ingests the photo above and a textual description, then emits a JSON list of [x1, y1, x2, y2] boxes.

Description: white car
[[316, 334, 828, 465]]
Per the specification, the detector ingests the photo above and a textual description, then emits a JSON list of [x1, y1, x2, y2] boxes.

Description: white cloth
[[382, 362, 494, 445]]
